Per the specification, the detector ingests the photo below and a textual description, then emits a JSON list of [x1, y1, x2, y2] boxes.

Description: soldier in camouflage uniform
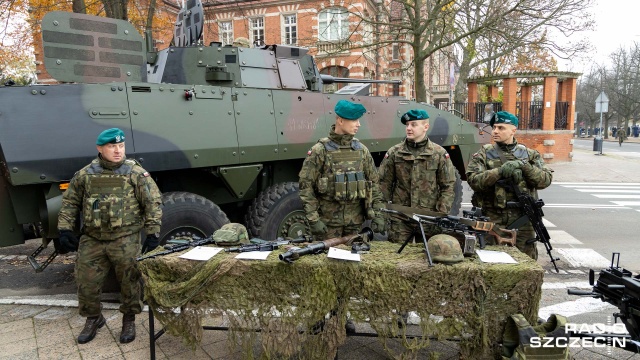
[[57, 128, 162, 344], [379, 109, 457, 243], [298, 99, 385, 334], [466, 111, 552, 259], [299, 100, 386, 240]]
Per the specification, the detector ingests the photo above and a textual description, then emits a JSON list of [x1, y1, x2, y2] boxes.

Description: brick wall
[[516, 130, 574, 163]]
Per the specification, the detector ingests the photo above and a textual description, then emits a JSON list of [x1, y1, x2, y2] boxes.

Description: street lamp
[[594, 91, 609, 155]]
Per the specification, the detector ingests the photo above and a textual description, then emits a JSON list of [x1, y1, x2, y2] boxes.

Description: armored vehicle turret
[[0, 2, 489, 269]]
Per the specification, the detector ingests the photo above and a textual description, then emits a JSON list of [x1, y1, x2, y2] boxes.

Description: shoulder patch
[[472, 152, 481, 158], [384, 152, 389, 159], [307, 150, 312, 156], [445, 153, 450, 159], [143, 172, 150, 177]]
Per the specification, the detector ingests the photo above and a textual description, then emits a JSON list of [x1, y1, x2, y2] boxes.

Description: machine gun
[[136, 235, 216, 261], [380, 203, 516, 266], [224, 235, 311, 252], [567, 253, 640, 352], [497, 178, 560, 272], [279, 228, 372, 263]]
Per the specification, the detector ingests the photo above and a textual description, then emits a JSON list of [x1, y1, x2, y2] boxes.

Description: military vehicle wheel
[[450, 169, 463, 215], [160, 192, 229, 243], [246, 182, 308, 239]]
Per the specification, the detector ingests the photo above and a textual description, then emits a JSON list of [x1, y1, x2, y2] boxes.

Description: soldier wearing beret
[[57, 128, 162, 344], [379, 109, 457, 243], [466, 111, 553, 259], [299, 99, 386, 240], [298, 99, 385, 334]]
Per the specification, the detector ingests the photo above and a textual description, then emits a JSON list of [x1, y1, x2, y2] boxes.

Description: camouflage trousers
[[76, 233, 142, 317], [316, 224, 362, 241], [315, 199, 365, 241], [483, 208, 538, 260]]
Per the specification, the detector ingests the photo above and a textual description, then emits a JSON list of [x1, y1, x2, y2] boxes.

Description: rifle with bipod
[[380, 203, 516, 266]]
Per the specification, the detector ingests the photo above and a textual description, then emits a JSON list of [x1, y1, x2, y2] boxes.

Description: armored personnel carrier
[[0, 2, 489, 260]]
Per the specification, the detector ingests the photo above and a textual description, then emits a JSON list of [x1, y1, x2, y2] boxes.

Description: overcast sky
[[558, 0, 640, 71]]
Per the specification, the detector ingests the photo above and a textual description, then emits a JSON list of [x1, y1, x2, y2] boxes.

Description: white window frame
[[219, 21, 233, 46], [250, 17, 265, 45], [282, 13, 297, 45], [318, 8, 349, 41]]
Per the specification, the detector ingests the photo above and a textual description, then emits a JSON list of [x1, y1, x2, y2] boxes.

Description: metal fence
[[441, 101, 569, 130]]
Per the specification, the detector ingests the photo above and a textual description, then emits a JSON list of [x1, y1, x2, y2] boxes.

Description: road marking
[[541, 281, 592, 290], [557, 248, 610, 269], [464, 202, 628, 209], [554, 182, 640, 186], [538, 297, 615, 320], [562, 185, 640, 189], [543, 218, 556, 228], [548, 230, 582, 245], [611, 201, 640, 206], [575, 189, 640, 193], [592, 194, 640, 199]]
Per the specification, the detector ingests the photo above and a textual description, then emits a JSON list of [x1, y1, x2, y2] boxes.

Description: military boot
[[119, 313, 136, 343], [77, 314, 106, 344]]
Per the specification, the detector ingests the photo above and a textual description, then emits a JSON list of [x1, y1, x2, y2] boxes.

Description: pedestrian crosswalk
[[555, 182, 640, 211]]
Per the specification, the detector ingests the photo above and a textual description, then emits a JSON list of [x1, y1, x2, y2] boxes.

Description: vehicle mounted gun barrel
[[279, 228, 372, 263]]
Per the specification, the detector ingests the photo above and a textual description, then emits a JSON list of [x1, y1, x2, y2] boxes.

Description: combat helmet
[[213, 223, 249, 246], [427, 234, 464, 264]]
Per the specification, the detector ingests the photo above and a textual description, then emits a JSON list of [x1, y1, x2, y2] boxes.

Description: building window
[[320, 65, 349, 92], [392, 44, 399, 60], [318, 8, 349, 41], [392, 83, 400, 96], [283, 14, 297, 45], [219, 21, 233, 46], [250, 17, 265, 45]]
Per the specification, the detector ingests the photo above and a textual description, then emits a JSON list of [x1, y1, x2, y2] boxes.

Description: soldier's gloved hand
[[371, 217, 386, 233], [58, 230, 79, 254], [499, 160, 522, 179], [511, 169, 524, 184], [309, 220, 328, 236], [142, 234, 160, 254]]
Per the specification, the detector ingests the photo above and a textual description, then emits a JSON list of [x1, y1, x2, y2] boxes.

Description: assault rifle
[[567, 253, 640, 352], [497, 178, 560, 272], [279, 228, 373, 263], [224, 235, 311, 252], [380, 203, 517, 266], [136, 235, 216, 261]]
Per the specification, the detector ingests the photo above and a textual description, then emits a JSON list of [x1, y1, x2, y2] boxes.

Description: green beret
[[96, 128, 125, 145], [490, 111, 519, 127], [401, 109, 429, 125], [335, 99, 366, 120]]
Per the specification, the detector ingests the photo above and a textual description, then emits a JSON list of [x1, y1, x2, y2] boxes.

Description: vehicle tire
[[450, 169, 463, 215], [245, 182, 308, 240], [159, 191, 229, 243]]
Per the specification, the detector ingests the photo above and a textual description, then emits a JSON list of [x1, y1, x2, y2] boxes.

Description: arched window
[[318, 7, 349, 41], [320, 66, 349, 92]]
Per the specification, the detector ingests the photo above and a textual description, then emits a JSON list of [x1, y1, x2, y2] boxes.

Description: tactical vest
[[485, 144, 532, 209], [81, 159, 144, 239], [502, 314, 569, 360], [315, 138, 369, 203]]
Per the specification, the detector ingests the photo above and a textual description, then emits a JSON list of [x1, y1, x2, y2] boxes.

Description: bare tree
[[603, 43, 640, 132], [452, 0, 594, 102]]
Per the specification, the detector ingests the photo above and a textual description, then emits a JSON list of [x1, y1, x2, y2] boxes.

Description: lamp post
[[594, 91, 609, 155]]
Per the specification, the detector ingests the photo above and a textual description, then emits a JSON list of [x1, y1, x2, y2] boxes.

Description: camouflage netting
[[139, 243, 543, 359]]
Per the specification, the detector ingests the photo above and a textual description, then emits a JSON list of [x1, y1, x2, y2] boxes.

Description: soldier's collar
[[98, 154, 126, 170]]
